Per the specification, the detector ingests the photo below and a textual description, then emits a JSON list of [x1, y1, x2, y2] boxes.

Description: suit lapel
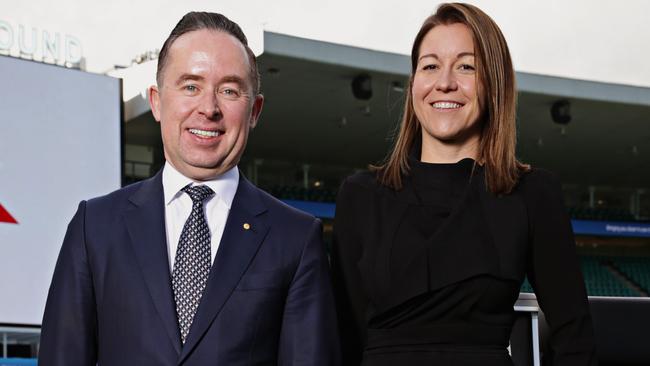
[[179, 175, 269, 363], [123, 171, 182, 355]]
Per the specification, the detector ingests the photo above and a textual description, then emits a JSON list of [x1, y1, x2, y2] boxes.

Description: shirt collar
[[162, 162, 239, 209]]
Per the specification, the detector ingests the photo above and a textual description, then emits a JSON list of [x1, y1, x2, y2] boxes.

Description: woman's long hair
[[376, 3, 529, 194]]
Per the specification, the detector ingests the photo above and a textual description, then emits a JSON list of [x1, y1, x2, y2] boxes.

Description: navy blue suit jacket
[[39, 170, 340, 365]]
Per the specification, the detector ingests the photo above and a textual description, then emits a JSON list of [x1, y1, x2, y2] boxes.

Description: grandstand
[[580, 257, 642, 297], [568, 207, 640, 223], [268, 185, 337, 203], [612, 257, 650, 294]]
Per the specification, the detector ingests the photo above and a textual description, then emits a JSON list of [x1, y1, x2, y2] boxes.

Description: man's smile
[[188, 128, 221, 138]]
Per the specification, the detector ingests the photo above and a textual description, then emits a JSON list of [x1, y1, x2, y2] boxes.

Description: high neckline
[[407, 141, 479, 189], [409, 156, 477, 189]]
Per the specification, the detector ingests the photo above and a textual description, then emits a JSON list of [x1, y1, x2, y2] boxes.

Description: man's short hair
[[156, 12, 261, 95]]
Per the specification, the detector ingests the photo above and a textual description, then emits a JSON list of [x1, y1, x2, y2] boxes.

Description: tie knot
[[182, 184, 214, 203]]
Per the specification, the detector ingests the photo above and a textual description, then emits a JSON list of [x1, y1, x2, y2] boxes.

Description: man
[[39, 12, 339, 365]]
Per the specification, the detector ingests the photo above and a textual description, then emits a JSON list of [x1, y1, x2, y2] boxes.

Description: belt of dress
[[364, 323, 511, 353]]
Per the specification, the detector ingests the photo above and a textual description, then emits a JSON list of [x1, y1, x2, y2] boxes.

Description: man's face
[[149, 29, 263, 181]]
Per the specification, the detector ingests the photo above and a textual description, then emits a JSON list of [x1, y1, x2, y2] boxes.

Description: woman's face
[[412, 23, 484, 151]]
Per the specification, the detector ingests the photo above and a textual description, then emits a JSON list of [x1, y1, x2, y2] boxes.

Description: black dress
[[331, 156, 597, 366]]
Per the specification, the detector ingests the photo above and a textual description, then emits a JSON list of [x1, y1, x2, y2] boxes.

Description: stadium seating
[[520, 278, 534, 293], [567, 206, 638, 222], [267, 185, 337, 203], [521, 257, 644, 297], [580, 257, 641, 297], [611, 257, 650, 294]]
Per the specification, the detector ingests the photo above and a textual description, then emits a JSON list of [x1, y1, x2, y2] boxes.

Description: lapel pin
[[243, 223, 251, 230]]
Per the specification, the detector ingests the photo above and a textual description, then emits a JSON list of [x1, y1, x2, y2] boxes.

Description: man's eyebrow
[[418, 52, 475, 62], [175, 74, 204, 85], [221, 75, 246, 86], [173, 74, 249, 89]]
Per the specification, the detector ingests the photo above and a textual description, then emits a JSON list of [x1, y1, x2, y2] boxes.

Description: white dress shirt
[[162, 162, 239, 272]]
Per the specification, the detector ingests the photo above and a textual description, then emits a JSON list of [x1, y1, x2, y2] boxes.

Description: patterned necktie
[[172, 184, 214, 344]]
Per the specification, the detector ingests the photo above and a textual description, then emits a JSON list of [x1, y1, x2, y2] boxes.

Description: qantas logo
[[0, 203, 18, 224]]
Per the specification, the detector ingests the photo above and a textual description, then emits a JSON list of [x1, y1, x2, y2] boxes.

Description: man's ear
[[249, 94, 265, 129], [148, 85, 162, 123]]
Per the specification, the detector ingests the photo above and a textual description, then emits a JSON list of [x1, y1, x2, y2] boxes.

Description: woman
[[331, 3, 597, 366]]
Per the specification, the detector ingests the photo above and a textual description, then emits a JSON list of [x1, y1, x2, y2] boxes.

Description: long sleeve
[[331, 177, 369, 365], [39, 201, 98, 365], [524, 170, 598, 365]]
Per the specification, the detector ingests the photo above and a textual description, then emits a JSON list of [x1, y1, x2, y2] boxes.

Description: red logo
[[0, 203, 18, 224]]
